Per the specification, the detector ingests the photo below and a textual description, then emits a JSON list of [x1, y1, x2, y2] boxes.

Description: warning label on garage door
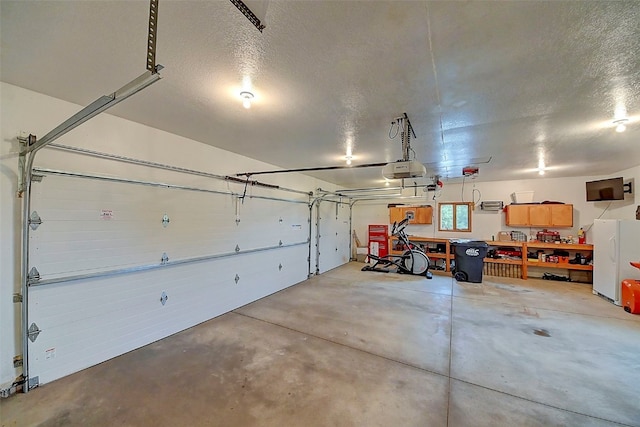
[[100, 209, 114, 220]]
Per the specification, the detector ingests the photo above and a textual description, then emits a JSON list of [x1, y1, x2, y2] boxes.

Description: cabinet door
[[529, 205, 551, 226], [550, 204, 573, 227], [389, 207, 405, 224], [505, 205, 530, 226], [414, 206, 433, 224]]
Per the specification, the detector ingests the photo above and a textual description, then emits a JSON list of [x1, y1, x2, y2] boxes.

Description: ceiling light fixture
[[240, 91, 254, 109], [614, 119, 628, 133]]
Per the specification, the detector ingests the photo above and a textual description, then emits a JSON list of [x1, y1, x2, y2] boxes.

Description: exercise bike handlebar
[[395, 218, 409, 235]]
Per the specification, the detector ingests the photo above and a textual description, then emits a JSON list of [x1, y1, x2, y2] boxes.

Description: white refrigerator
[[592, 219, 640, 305]]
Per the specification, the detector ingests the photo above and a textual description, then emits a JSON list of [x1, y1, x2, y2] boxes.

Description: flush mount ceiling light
[[240, 91, 254, 109], [613, 119, 628, 133]]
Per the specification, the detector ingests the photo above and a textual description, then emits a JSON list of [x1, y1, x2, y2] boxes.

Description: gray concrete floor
[[2, 262, 640, 426]]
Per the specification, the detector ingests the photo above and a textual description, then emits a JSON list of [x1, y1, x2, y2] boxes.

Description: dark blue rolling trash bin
[[451, 240, 489, 283]]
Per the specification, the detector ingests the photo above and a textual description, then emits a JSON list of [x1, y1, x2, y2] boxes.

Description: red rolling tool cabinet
[[368, 225, 389, 258]]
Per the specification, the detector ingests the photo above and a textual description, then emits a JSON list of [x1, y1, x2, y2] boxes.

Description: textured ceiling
[[1, 1, 639, 188]]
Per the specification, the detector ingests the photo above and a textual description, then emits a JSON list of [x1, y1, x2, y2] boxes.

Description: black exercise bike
[[361, 218, 433, 279]]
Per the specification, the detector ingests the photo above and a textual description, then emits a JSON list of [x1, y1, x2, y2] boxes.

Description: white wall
[[0, 82, 343, 388], [353, 168, 639, 246]]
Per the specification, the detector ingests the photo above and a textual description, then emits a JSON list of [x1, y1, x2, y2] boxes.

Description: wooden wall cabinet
[[505, 204, 573, 227], [528, 205, 550, 226], [549, 204, 573, 227], [389, 205, 433, 225], [504, 204, 529, 226]]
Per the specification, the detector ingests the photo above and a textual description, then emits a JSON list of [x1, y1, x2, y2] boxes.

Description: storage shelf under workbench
[[527, 261, 593, 271], [386, 236, 594, 281], [484, 258, 522, 265], [389, 236, 452, 272], [526, 242, 593, 251], [487, 241, 593, 282]]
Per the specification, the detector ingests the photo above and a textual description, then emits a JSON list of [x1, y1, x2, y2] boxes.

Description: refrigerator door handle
[[609, 236, 616, 263]]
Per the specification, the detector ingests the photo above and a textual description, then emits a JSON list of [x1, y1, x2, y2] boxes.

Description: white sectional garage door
[[27, 171, 311, 385], [316, 200, 351, 274]]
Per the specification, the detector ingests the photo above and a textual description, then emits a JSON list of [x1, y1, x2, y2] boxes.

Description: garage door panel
[[31, 233, 303, 279], [234, 199, 309, 249], [28, 238, 309, 385], [29, 189, 160, 213], [317, 201, 350, 273], [30, 246, 309, 330], [31, 230, 166, 277], [28, 182, 312, 278]]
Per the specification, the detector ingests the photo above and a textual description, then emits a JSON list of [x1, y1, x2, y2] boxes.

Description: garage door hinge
[[160, 291, 168, 306], [28, 267, 40, 283], [235, 274, 240, 284], [29, 211, 42, 230], [32, 174, 44, 183], [161, 252, 169, 265], [279, 263, 283, 271], [27, 323, 41, 343], [235, 244, 240, 253], [279, 240, 283, 246], [13, 293, 22, 303], [13, 355, 23, 368]]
